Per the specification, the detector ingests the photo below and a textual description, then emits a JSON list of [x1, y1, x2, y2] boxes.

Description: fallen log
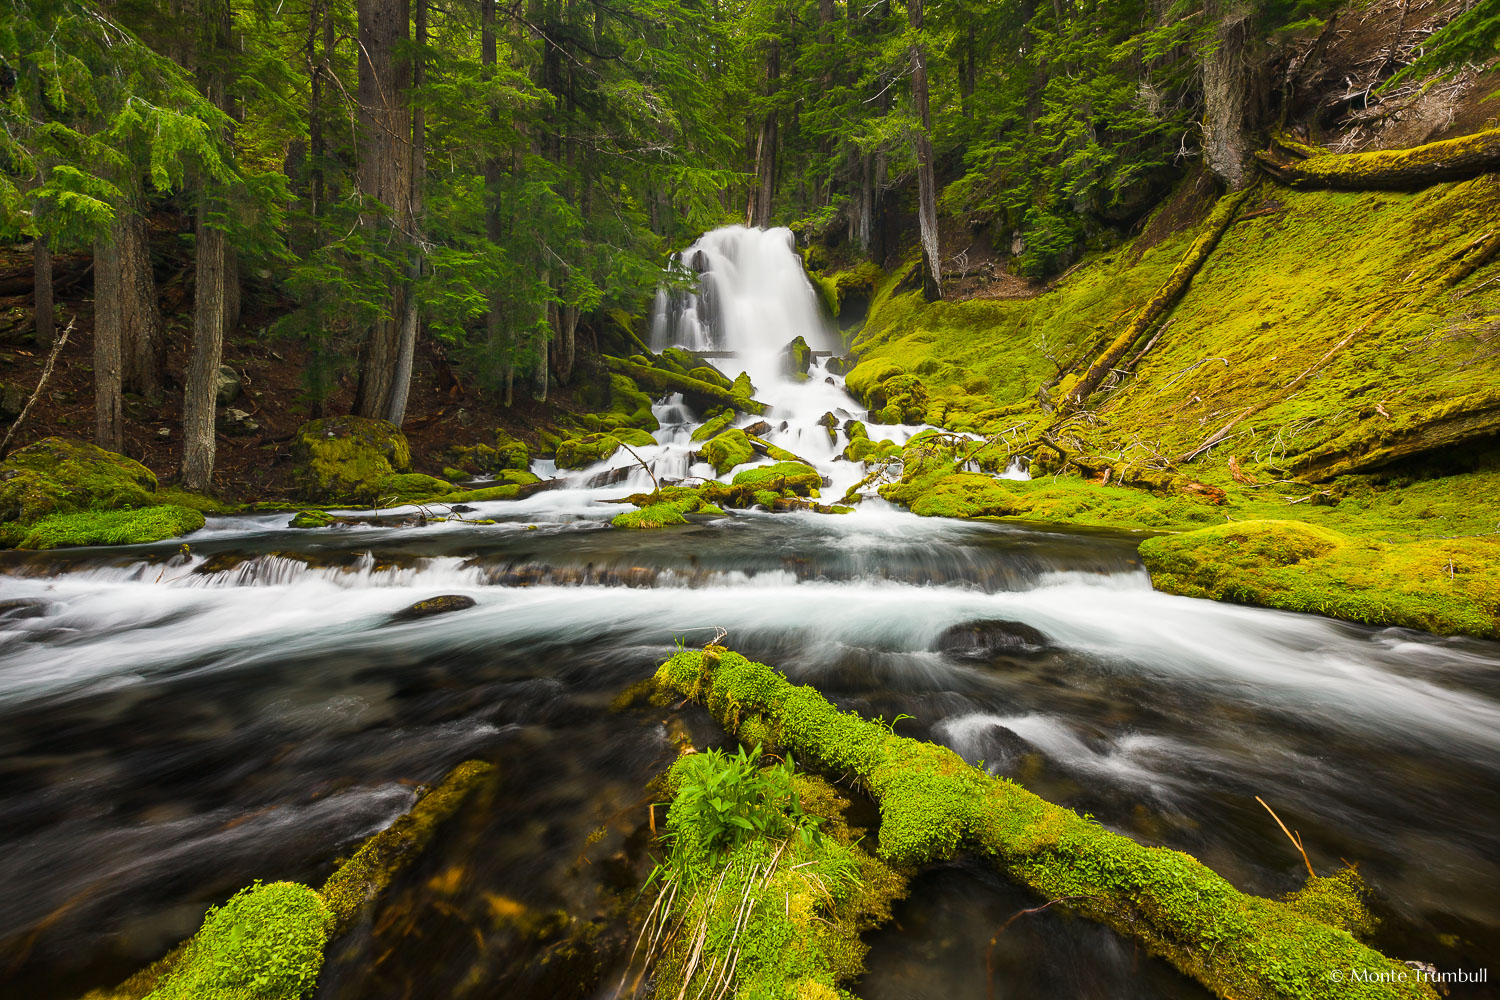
[[1065, 186, 1255, 410], [655, 647, 1437, 1000], [1255, 126, 1500, 191], [1287, 387, 1500, 481], [603, 357, 766, 416]]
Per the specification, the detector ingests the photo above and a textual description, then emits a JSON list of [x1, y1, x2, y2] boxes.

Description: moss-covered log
[[1287, 387, 1500, 482], [655, 647, 1438, 1000], [1065, 186, 1256, 410], [604, 357, 766, 415], [1255, 127, 1500, 190]]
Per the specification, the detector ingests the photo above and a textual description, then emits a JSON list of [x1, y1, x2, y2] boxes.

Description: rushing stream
[[2, 226, 1499, 998]]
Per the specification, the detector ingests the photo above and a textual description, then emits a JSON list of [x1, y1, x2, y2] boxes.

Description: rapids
[[2, 225, 1498, 998]]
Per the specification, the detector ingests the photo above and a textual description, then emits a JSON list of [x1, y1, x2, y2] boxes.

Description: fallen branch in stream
[[1257, 796, 1317, 879]]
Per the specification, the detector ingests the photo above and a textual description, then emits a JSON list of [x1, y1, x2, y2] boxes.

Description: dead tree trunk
[[93, 232, 124, 452], [910, 0, 942, 300], [1255, 126, 1500, 190], [33, 236, 53, 349], [353, 0, 413, 420], [1201, 1, 1257, 190]]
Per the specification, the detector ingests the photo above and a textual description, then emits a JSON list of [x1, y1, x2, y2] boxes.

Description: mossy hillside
[[641, 749, 907, 1000], [0, 438, 160, 525], [654, 647, 1438, 1000], [554, 429, 656, 470], [12, 505, 206, 549], [291, 416, 414, 502], [1139, 520, 1500, 639]]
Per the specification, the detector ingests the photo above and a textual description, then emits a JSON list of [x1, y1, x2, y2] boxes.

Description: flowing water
[[3, 226, 1499, 998]]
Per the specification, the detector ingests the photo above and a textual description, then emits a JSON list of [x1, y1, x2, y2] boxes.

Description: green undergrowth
[[11, 505, 206, 549], [654, 647, 1437, 1000], [81, 760, 494, 1000], [1139, 520, 1500, 638], [636, 746, 906, 1000], [0, 438, 218, 549]]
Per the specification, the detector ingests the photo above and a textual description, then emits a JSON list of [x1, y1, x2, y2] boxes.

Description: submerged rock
[[390, 594, 478, 622], [0, 598, 47, 621], [934, 619, 1051, 658]]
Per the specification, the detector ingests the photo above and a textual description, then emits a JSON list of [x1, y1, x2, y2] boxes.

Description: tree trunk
[[308, 0, 326, 219], [118, 203, 165, 399], [748, 40, 779, 228], [182, 218, 225, 491], [1201, 1, 1256, 190], [353, 0, 413, 420], [909, 0, 942, 300], [1256, 126, 1500, 190], [482, 0, 513, 406], [33, 236, 53, 349], [555, 304, 578, 385], [387, 0, 427, 427], [93, 233, 124, 452]]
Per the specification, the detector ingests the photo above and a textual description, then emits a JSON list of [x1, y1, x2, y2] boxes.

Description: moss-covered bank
[[654, 646, 1437, 1000]]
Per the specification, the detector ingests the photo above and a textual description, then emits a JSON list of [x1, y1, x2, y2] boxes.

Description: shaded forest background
[[0, 0, 1495, 495]]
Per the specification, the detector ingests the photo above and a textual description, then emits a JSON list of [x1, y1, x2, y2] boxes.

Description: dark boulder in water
[[935, 619, 1050, 659], [0, 598, 48, 622], [390, 595, 477, 623]]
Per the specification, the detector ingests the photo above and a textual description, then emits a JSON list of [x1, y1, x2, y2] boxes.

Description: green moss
[[606, 373, 661, 431], [654, 648, 1438, 1000], [289, 509, 335, 529], [612, 502, 690, 529], [606, 358, 766, 416], [555, 429, 656, 469], [372, 473, 454, 503], [291, 416, 412, 502], [783, 335, 812, 380], [0, 437, 159, 526], [154, 487, 231, 514], [443, 438, 530, 475], [691, 409, 736, 443], [732, 462, 822, 494], [699, 428, 756, 475], [143, 882, 329, 1000], [687, 365, 732, 390], [1283, 868, 1379, 941], [15, 505, 205, 549], [1139, 520, 1500, 638]]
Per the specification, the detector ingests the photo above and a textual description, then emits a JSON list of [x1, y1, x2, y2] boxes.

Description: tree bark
[[182, 218, 225, 491], [33, 236, 53, 349], [1201, 1, 1257, 190], [353, 0, 413, 420], [482, 0, 513, 406], [93, 232, 124, 452], [748, 39, 779, 228], [1255, 126, 1500, 190], [909, 0, 942, 300], [386, 0, 426, 427], [118, 203, 165, 400]]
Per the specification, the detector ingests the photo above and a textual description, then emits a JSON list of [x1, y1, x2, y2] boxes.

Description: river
[[2, 226, 1498, 998]]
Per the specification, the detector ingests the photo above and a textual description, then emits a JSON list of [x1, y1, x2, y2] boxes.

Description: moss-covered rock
[[443, 436, 530, 476], [782, 336, 812, 380], [289, 509, 335, 529], [370, 473, 454, 503], [12, 505, 205, 549], [699, 428, 756, 475], [0, 437, 159, 526], [611, 502, 690, 529], [690, 408, 735, 443], [292, 416, 412, 502], [606, 374, 661, 431], [555, 429, 656, 470], [390, 594, 477, 621], [732, 462, 823, 494], [143, 881, 330, 1000], [1139, 519, 1500, 638], [687, 365, 732, 390]]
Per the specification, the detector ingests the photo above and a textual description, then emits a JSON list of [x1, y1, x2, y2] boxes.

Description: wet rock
[[390, 595, 477, 622], [742, 420, 771, 438], [0, 598, 47, 621], [450, 504, 476, 513], [935, 619, 1052, 659], [0, 380, 24, 421], [585, 466, 634, 489], [781, 335, 812, 380], [825, 355, 856, 376]]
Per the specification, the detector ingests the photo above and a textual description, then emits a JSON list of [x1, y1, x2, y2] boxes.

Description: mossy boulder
[[732, 462, 823, 495], [290, 509, 336, 529], [390, 594, 477, 622], [555, 429, 656, 470], [444, 435, 530, 476], [1140, 520, 1500, 638], [292, 416, 412, 502], [372, 473, 454, 504], [612, 502, 690, 529], [0, 437, 158, 525], [659, 347, 699, 375], [731, 372, 754, 398], [691, 408, 736, 443], [782, 336, 812, 380], [12, 505, 205, 549], [699, 428, 756, 475]]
